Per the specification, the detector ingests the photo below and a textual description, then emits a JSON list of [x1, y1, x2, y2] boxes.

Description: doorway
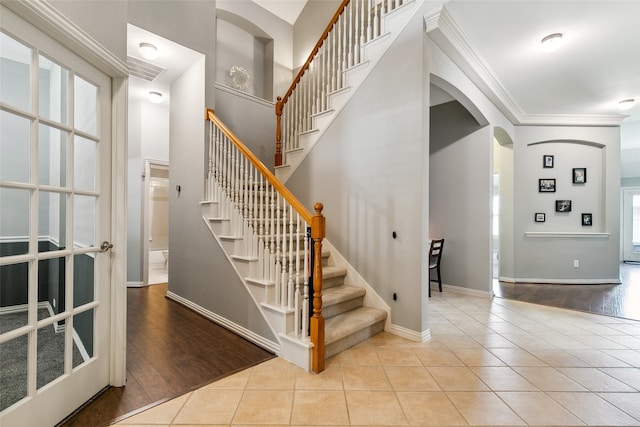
[[0, 6, 122, 425], [623, 187, 640, 262], [145, 161, 169, 285]]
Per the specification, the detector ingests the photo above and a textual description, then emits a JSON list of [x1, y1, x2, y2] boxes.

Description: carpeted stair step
[[324, 306, 387, 359], [322, 285, 366, 319]]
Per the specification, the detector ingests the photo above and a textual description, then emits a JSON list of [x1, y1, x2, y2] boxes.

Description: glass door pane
[[38, 55, 69, 125], [0, 31, 31, 111], [0, 110, 31, 183], [633, 194, 640, 255]]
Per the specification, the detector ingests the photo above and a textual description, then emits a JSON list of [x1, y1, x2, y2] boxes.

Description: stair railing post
[[310, 202, 326, 373], [275, 97, 283, 166]]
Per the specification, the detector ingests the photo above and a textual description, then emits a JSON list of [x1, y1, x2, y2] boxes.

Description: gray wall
[[214, 85, 276, 169], [169, 58, 276, 342], [287, 8, 429, 333], [429, 101, 492, 293], [513, 126, 621, 282], [293, 0, 341, 72]]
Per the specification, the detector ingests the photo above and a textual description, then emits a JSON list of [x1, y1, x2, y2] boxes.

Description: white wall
[[494, 136, 515, 280]]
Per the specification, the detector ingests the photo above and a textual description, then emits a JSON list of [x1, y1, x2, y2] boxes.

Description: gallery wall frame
[[582, 213, 592, 226], [539, 178, 556, 192], [573, 167, 587, 184], [543, 155, 554, 168], [556, 200, 572, 212], [535, 213, 546, 222]]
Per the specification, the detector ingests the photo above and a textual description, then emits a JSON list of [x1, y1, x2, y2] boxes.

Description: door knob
[[100, 241, 113, 253]]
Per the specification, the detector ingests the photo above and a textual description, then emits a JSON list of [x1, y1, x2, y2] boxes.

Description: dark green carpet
[[1, 309, 84, 411]]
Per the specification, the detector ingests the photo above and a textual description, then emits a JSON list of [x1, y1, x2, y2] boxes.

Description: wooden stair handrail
[[275, 0, 350, 166], [207, 108, 326, 372]]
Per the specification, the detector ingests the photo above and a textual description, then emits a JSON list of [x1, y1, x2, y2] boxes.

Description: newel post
[[275, 96, 283, 167], [310, 202, 325, 373]]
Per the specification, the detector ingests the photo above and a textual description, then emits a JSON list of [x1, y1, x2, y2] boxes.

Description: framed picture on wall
[[535, 213, 546, 222], [582, 213, 592, 226], [543, 155, 554, 168], [556, 200, 572, 212], [573, 167, 587, 184], [539, 178, 556, 192]]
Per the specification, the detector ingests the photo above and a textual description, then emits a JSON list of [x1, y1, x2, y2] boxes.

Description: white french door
[[0, 6, 113, 426], [622, 188, 640, 263]]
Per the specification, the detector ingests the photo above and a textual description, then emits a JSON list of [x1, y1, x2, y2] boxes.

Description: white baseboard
[[503, 277, 620, 285], [166, 290, 280, 355], [127, 281, 145, 287], [389, 323, 431, 343], [442, 284, 492, 297]]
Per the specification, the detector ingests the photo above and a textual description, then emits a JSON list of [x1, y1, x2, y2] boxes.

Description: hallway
[[59, 284, 274, 426]]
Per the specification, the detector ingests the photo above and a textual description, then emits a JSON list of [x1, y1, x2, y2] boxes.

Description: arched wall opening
[[429, 75, 493, 293], [216, 10, 274, 101], [493, 126, 514, 286]]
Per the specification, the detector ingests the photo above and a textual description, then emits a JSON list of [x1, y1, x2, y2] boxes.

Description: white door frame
[[4, 1, 129, 388], [622, 187, 640, 263], [143, 159, 169, 286]]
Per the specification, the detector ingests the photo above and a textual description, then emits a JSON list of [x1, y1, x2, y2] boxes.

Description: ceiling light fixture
[[540, 33, 564, 52], [139, 42, 159, 60], [148, 91, 163, 104], [618, 98, 635, 111]]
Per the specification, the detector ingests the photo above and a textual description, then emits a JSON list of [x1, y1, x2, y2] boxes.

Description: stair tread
[[322, 285, 365, 306], [325, 307, 387, 344]]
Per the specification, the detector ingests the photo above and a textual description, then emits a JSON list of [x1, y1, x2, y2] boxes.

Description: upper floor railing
[[205, 109, 327, 373], [275, 0, 405, 166]]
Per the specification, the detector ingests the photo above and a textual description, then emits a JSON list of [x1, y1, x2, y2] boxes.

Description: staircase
[[199, 0, 420, 371], [275, 0, 420, 182]]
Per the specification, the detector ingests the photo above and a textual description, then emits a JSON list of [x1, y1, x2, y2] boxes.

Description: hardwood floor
[[58, 283, 274, 427], [494, 262, 640, 321]]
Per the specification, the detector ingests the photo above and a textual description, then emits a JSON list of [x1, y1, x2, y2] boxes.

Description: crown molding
[[424, 6, 626, 127], [2, 0, 128, 78]]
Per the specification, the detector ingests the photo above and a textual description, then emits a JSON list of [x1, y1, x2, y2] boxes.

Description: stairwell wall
[[286, 7, 429, 333]]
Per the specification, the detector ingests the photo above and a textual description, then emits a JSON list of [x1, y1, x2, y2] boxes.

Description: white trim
[[506, 278, 620, 285], [72, 328, 91, 363], [214, 83, 275, 108], [389, 323, 431, 343], [126, 281, 145, 288], [0, 303, 29, 315], [424, 6, 627, 127], [525, 232, 610, 238], [110, 76, 128, 387], [2, 1, 128, 77], [442, 283, 492, 297], [166, 290, 280, 355]]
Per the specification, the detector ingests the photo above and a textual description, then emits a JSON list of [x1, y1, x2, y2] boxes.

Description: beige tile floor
[[113, 291, 640, 426]]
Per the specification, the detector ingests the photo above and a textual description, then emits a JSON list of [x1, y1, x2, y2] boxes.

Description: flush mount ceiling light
[[139, 42, 159, 60], [618, 98, 635, 111], [540, 33, 564, 52], [148, 91, 163, 103]]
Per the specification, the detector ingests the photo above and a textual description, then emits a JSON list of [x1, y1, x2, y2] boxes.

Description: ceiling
[[128, 1, 640, 149], [440, 1, 640, 125], [261, 0, 640, 149]]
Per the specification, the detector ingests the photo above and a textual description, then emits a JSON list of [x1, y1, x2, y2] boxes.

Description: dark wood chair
[[428, 239, 444, 297]]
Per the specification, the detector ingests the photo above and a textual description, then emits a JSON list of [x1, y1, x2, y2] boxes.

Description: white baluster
[[269, 185, 276, 283], [280, 202, 288, 306], [287, 205, 294, 309], [302, 225, 309, 339], [294, 213, 301, 335], [275, 193, 282, 305]]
